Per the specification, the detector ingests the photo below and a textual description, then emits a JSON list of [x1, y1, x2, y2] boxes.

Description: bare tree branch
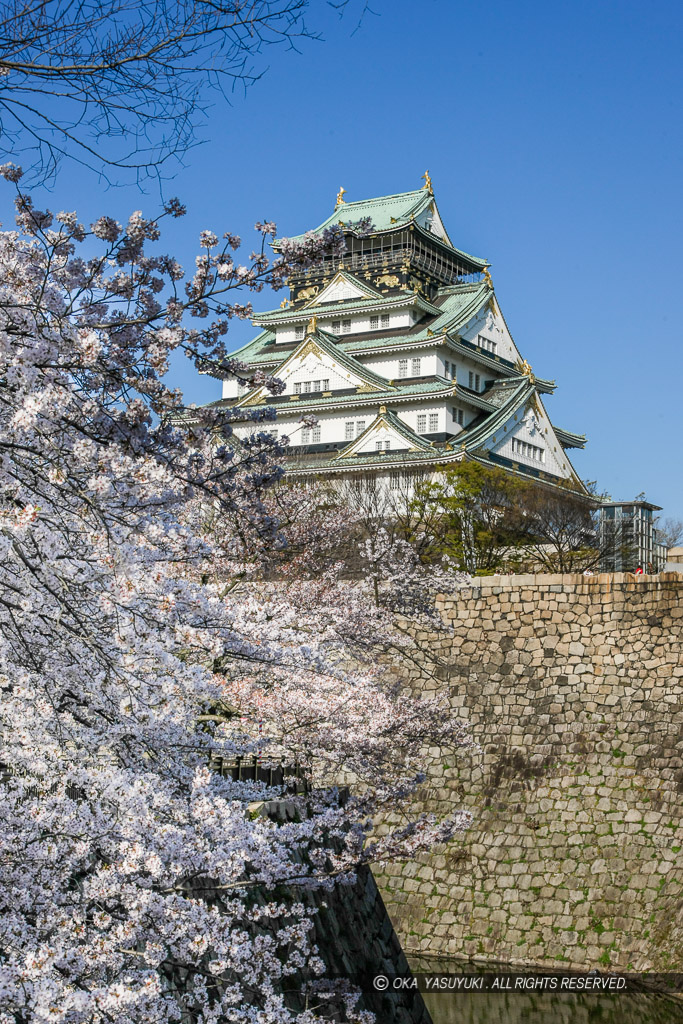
[[0, 0, 330, 185]]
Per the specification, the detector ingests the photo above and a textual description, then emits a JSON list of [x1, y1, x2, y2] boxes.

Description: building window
[[390, 472, 401, 490], [512, 438, 545, 462], [304, 381, 311, 393], [345, 421, 354, 441], [411, 357, 421, 376], [312, 425, 321, 443], [450, 362, 457, 379], [398, 358, 408, 378], [295, 325, 304, 340], [322, 378, 330, 391], [445, 360, 450, 377], [331, 321, 341, 334], [468, 371, 473, 389], [384, 440, 390, 450], [370, 315, 379, 330], [342, 319, 351, 334], [478, 334, 497, 354], [475, 374, 480, 391], [375, 440, 383, 451], [452, 407, 464, 426], [294, 382, 302, 394], [302, 428, 311, 444], [429, 413, 438, 432], [381, 314, 390, 329], [313, 380, 321, 392], [356, 420, 366, 437], [417, 414, 427, 433]]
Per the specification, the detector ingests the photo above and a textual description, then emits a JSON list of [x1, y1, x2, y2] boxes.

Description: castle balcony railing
[[295, 246, 484, 287]]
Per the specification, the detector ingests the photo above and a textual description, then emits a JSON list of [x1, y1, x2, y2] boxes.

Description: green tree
[[407, 461, 525, 574]]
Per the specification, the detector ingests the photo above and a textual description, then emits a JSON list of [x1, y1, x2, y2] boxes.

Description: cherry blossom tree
[[0, 167, 470, 1022]]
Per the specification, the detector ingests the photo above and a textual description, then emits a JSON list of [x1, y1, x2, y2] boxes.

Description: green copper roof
[[253, 292, 438, 325], [284, 189, 433, 238], [335, 407, 433, 461], [213, 377, 457, 417], [226, 282, 494, 370], [274, 187, 487, 268], [236, 325, 392, 408], [413, 283, 491, 339], [554, 426, 587, 449]]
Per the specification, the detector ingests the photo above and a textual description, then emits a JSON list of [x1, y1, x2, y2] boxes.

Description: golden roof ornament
[[483, 266, 493, 288], [518, 358, 534, 378], [279, 298, 289, 309], [335, 186, 347, 207], [379, 405, 387, 415], [422, 170, 433, 195], [306, 315, 318, 334]]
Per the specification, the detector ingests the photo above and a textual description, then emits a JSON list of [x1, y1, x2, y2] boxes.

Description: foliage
[[402, 461, 525, 575], [0, 174, 471, 1023]]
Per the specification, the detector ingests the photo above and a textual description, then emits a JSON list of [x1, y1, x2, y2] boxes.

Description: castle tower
[[212, 180, 587, 490]]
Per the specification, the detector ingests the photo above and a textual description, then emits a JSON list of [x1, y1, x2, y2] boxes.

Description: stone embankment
[[376, 572, 683, 971]]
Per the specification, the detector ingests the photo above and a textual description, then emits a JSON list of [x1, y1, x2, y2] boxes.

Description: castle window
[[390, 472, 401, 490], [331, 321, 341, 334], [512, 438, 545, 463], [370, 316, 379, 330], [468, 371, 473, 389], [450, 362, 457, 379], [375, 440, 382, 451], [342, 320, 351, 334], [478, 334, 497, 354], [313, 380, 321, 391], [312, 425, 321, 443], [322, 379, 330, 391], [411, 357, 421, 376], [381, 314, 390, 329], [304, 381, 311, 393], [445, 360, 450, 377], [398, 359, 408, 378], [294, 382, 302, 394], [345, 421, 354, 441], [384, 440, 390, 450], [417, 414, 427, 433], [429, 413, 438, 432], [295, 325, 304, 340], [452, 407, 464, 426], [356, 420, 366, 437], [302, 427, 311, 444]]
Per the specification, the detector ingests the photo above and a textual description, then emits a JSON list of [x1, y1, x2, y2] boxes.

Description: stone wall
[[376, 572, 683, 971]]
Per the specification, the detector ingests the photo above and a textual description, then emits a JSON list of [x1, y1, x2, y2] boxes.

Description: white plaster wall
[[488, 403, 573, 479], [362, 351, 438, 379], [459, 299, 520, 364]]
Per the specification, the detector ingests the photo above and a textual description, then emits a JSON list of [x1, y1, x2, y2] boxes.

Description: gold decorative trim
[[298, 338, 322, 358]]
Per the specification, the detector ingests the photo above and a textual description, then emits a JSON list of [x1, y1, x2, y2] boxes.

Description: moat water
[[409, 959, 683, 1024], [422, 988, 683, 1023]]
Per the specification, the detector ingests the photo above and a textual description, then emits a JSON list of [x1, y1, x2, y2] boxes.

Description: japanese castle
[[215, 178, 587, 490]]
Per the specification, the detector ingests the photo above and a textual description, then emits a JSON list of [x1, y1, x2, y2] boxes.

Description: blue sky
[[4, 0, 682, 518]]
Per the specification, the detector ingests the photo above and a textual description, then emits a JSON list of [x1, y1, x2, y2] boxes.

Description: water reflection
[[422, 989, 683, 1024], [409, 960, 683, 1024]]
